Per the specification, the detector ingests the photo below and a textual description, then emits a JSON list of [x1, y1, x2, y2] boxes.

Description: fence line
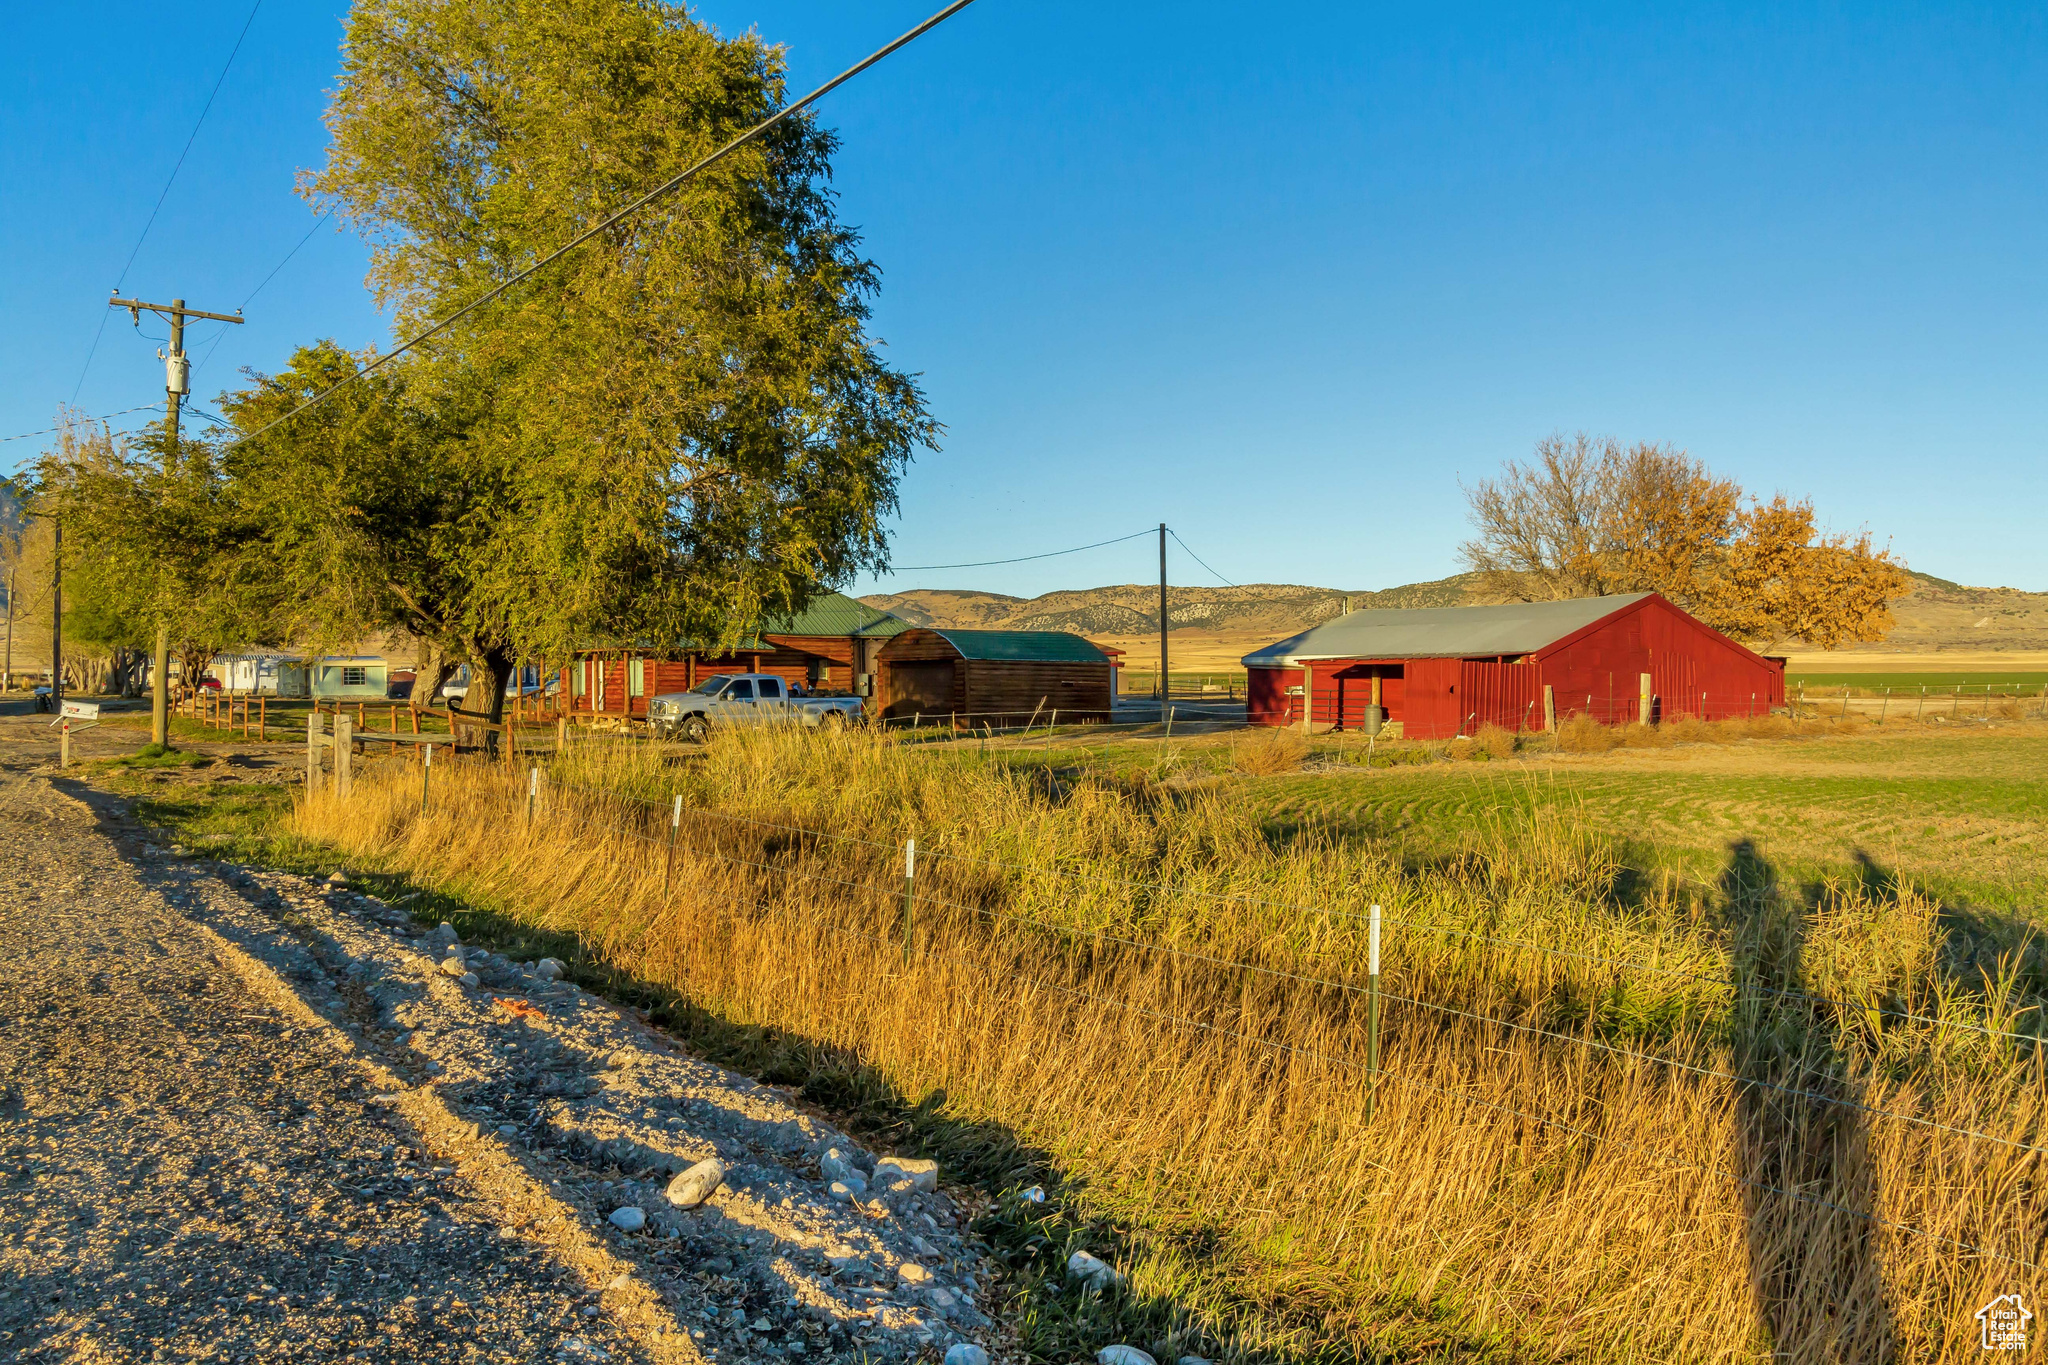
[[530, 768, 2048, 1157], [629, 841, 2043, 1272], [547, 773, 2047, 1048]]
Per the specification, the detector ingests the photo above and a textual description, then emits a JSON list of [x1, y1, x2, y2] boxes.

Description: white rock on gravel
[[874, 1156, 939, 1193], [1098, 1348, 1156, 1365], [439, 958, 467, 978], [1068, 1250, 1122, 1292], [828, 1181, 860, 1203], [535, 957, 565, 980], [897, 1262, 931, 1285], [945, 1346, 990, 1365], [664, 1158, 724, 1208], [819, 1147, 863, 1183], [608, 1206, 646, 1232], [459, 972, 479, 989]]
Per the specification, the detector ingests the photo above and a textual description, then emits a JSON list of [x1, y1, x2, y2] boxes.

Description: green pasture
[[1786, 671, 2048, 692], [1249, 729, 2048, 928]]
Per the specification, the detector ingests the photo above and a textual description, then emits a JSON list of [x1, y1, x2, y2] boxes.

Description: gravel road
[[0, 708, 994, 1363]]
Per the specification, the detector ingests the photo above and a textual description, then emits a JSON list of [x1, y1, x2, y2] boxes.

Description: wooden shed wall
[[962, 660, 1112, 724]]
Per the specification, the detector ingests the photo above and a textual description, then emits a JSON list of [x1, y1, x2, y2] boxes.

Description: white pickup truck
[[646, 673, 864, 741]]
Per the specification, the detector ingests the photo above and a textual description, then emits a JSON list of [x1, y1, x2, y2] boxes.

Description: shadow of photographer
[[1719, 838, 1896, 1362]]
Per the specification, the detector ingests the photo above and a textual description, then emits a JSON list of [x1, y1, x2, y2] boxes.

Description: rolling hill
[[863, 570, 2048, 666]]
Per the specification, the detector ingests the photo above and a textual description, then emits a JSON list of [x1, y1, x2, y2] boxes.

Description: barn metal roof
[[929, 629, 1108, 663], [1241, 593, 1653, 666]]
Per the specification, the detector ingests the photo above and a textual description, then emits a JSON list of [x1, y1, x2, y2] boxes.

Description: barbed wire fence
[[342, 742, 2048, 1277]]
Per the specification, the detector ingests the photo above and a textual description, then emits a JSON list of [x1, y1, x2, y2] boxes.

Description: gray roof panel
[[1241, 593, 1652, 666]]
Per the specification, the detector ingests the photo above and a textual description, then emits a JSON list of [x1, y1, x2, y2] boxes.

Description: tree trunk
[[413, 638, 458, 710], [468, 646, 515, 757]]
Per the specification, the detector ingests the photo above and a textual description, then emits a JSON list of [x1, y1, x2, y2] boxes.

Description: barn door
[[888, 661, 954, 718]]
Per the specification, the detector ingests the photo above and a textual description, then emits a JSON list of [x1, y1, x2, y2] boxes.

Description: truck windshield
[[689, 677, 729, 696]]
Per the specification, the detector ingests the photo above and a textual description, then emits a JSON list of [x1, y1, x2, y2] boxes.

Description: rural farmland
[[7, 3, 2048, 1364]]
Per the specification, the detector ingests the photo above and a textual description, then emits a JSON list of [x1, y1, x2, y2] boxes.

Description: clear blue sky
[[4, 2, 2043, 596]]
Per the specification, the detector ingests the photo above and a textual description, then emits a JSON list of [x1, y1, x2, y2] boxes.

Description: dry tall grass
[[300, 729, 2046, 1362]]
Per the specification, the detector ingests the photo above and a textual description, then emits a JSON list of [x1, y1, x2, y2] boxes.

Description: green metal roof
[[759, 590, 911, 639], [932, 629, 1108, 663]]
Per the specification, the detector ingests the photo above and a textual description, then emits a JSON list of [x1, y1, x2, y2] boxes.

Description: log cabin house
[[568, 591, 911, 720]]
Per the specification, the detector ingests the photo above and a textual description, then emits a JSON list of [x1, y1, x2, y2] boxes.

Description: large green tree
[[278, 0, 936, 726]]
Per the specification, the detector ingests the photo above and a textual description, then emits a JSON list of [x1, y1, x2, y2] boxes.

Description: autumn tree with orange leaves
[[1460, 433, 1908, 649]]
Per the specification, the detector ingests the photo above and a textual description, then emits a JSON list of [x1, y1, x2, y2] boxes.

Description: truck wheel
[[680, 715, 710, 743]]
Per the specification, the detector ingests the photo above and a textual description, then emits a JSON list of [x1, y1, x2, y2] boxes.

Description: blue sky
[[4, 2, 2043, 596]]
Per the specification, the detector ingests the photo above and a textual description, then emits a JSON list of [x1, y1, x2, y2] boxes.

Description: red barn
[[1242, 592, 1786, 739]]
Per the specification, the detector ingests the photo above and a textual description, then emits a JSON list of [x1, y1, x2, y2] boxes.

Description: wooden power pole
[[107, 294, 243, 745], [1158, 523, 1169, 718]]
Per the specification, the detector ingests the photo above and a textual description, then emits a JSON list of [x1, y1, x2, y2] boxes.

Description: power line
[[195, 209, 335, 376], [71, 0, 264, 405], [1167, 526, 1237, 586], [0, 406, 161, 445], [885, 528, 1155, 571], [225, 0, 979, 455]]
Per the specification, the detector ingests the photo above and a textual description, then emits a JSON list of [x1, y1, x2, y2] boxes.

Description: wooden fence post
[[335, 714, 353, 799], [1542, 684, 1556, 732], [306, 711, 322, 789], [1638, 673, 1653, 725]]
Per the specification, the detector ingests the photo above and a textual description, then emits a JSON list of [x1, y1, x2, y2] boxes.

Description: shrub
[[1555, 713, 1619, 753], [1229, 727, 1308, 776], [1467, 723, 1519, 760]]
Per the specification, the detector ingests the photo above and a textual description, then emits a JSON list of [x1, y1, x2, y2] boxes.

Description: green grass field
[[1250, 727, 2048, 936], [1786, 671, 2048, 691]]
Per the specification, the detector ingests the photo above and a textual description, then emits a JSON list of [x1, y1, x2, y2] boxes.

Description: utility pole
[[50, 521, 61, 710], [4, 567, 13, 691], [1158, 523, 1168, 717], [107, 294, 243, 745]]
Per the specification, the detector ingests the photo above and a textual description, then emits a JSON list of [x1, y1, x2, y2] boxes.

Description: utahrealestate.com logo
[[1977, 1294, 2032, 1352]]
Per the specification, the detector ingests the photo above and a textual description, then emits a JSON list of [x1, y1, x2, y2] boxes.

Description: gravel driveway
[[0, 709, 992, 1364]]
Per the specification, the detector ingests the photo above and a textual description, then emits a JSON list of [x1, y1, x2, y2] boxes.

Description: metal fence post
[[665, 795, 681, 891], [1841, 686, 1851, 719], [1879, 687, 1890, 723], [1917, 686, 1926, 723], [901, 838, 916, 967], [422, 743, 433, 813], [527, 765, 539, 828], [1366, 903, 1381, 1122]]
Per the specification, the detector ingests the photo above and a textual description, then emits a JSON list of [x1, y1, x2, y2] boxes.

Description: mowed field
[[1252, 723, 2048, 926]]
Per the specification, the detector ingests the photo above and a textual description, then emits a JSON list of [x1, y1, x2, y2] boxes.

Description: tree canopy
[[1460, 433, 1908, 650], [263, 0, 938, 719]]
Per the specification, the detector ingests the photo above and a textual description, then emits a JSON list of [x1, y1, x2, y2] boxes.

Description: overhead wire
[[70, 0, 265, 405], [223, 0, 980, 454], [1166, 526, 1237, 587], [884, 528, 1155, 571], [195, 208, 336, 377]]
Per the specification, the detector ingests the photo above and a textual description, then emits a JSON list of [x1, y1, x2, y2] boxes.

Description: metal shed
[[1242, 593, 1786, 738], [876, 629, 1114, 725]]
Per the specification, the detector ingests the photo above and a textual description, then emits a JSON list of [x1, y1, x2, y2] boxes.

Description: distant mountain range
[[864, 570, 2048, 652]]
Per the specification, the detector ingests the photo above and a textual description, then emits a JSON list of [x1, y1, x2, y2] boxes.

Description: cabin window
[[628, 658, 646, 698], [573, 663, 587, 697], [342, 666, 367, 687]]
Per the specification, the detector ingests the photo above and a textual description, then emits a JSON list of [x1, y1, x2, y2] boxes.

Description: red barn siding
[[1247, 595, 1785, 739]]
